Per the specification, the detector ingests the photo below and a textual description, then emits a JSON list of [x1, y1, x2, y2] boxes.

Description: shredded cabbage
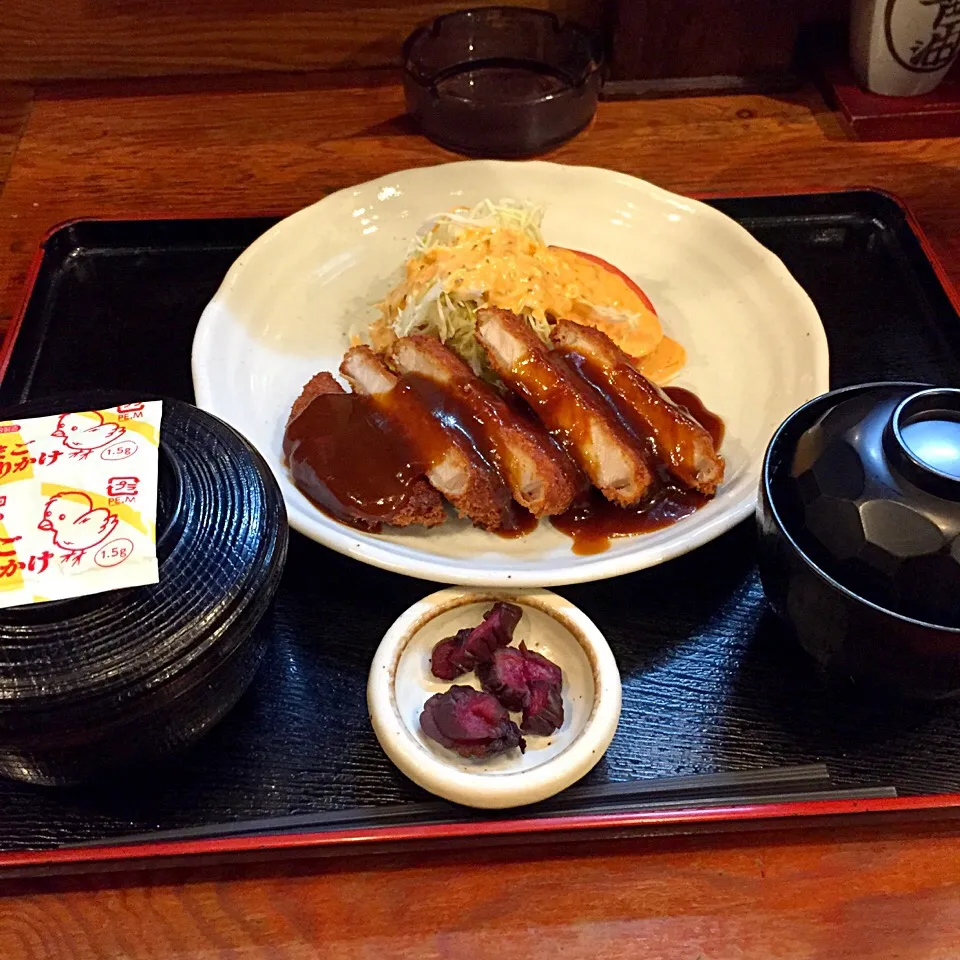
[[414, 198, 546, 251], [375, 199, 550, 375]]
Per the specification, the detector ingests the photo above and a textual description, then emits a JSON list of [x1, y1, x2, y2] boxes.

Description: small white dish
[[367, 587, 621, 809], [191, 159, 829, 587]]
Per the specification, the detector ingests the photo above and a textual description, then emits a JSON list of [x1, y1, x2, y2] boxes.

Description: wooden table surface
[[2, 74, 960, 958]]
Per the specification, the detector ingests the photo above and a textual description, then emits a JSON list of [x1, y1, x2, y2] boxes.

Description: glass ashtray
[[403, 6, 602, 158]]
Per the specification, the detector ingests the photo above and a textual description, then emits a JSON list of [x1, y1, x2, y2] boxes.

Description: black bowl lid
[[763, 381, 960, 629]]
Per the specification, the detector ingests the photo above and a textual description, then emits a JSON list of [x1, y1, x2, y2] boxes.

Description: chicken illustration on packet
[[0, 401, 162, 609]]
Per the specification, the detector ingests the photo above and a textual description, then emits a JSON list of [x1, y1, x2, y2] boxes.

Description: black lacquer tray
[[2, 190, 960, 875]]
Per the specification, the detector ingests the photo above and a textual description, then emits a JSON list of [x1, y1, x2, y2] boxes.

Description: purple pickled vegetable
[[476, 647, 529, 711], [477, 641, 563, 724], [521, 680, 564, 736], [516, 641, 562, 688], [430, 628, 474, 681], [420, 685, 526, 758], [430, 602, 523, 680]]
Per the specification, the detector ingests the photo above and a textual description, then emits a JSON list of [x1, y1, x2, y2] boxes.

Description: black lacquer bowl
[[0, 393, 288, 785], [758, 382, 960, 699], [402, 7, 601, 157]]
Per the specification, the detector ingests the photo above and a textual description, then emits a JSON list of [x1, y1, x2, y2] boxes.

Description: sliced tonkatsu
[[340, 345, 513, 530], [388, 335, 581, 517], [283, 371, 446, 530], [475, 307, 653, 506], [552, 318, 725, 495]]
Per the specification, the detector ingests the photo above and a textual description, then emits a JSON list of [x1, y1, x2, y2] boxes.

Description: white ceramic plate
[[367, 588, 621, 809], [192, 160, 829, 586]]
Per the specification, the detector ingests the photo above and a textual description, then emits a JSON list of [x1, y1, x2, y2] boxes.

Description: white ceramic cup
[[851, 0, 960, 96]]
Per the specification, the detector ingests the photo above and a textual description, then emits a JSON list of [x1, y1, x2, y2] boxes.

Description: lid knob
[[888, 388, 960, 497]]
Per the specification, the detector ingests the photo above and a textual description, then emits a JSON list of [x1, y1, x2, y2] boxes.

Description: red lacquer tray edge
[[3, 187, 960, 875], [4, 794, 960, 878]]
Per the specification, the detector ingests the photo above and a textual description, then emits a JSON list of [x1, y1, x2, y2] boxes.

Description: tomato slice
[[550, 246, 658, 316]]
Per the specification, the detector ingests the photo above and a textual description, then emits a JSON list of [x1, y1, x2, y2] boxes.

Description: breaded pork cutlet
[[552, 319, 725, 495], [340, 345, 512, 531], [475, 307, 653, 506], [287, 371, 341, 425], [284, 371, 446, 530], [388, 335, 580, 517]]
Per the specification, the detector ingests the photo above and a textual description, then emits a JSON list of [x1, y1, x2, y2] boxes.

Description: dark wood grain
[[609, 0, 801, 81], [0, 84, 32, 327], [0, 87, 31, 191], [2, 76, 959, 323], [0, 0, 602, 82]]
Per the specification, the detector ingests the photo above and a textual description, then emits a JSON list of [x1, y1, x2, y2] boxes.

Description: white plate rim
[[192, 159, 829, 587]]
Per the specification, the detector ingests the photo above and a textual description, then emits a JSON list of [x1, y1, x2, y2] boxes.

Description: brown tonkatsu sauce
[[377, 376, 457, 472], [550, 483, 708, 555], [399, 373, 506, 472], [548, 372, 723, 555], [563, 352, 724, 466], [283, 392, 426, 531], [397, 372, 536, 535], [512, 353, 602, 461], [663, 386, 725, 449]]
